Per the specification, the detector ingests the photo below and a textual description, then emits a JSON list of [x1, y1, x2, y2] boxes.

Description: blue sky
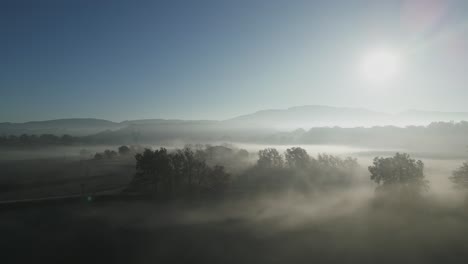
[[2, 0, 468, 122]]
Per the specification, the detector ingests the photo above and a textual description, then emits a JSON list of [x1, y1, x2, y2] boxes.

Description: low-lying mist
[[3, 183, 468, 263], [2, 142, 468, 263]]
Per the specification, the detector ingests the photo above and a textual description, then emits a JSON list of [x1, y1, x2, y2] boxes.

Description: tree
[[40, 134, 59, 144], [133, 148, 172, 194], [236, 149, 249, 159], [130, 146, 232, 197], [19, 134, 30, 145], [104, 149, 118, 159], [200, 165, 230, 194], [134, 149, 158, 193], [285, 147, 310, 169], [170, 150, 186, 195], [368, 153, 428, 197], [450, 162, 468, 190], [257, 148, 284, 168], [313, 154, 360, 186], [94, 153, 104, 160], [118, 145, 131, 155], [182, 147, 196, 193]]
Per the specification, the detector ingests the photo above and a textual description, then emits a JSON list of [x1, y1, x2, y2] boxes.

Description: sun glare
[[360, 48, 400, 83]]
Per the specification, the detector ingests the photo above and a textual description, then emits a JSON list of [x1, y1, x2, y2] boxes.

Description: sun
[[360, 48, 400, 83]]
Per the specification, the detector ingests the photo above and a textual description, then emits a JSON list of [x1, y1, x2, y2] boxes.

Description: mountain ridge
[[3, 105, 468, 135]]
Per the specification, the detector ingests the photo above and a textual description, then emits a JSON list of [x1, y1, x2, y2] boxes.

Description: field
[[2, 192, 468, 264], [1, 145, 468, 264]]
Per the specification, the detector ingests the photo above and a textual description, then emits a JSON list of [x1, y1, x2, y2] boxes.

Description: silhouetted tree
[[257, 148, 284, 168], [369, 153, 428, 197], [182, 147, 196, 194], [39, 134, 59, 144], [19, 134, 30, 145], [118, 145, 131, 155], [94, 153, 104, 160], [171, 150, 186, 195], [311, 154, 360, 187], [239, 148, 362, 194], [134, 148, 163, 194], [130, 146, 231, 198], [200, 165, 230, 194], [0, 133, 83, 147], [237, 149, 249, 159], [104, 149, 118, 159], [450, 162, 468, 190], [285, 147, 310, 169]]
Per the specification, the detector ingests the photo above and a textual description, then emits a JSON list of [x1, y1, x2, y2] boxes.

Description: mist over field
[[2, 126, 468, 263], [2, 109, 468, 264], [4, 108, 468, 264], [5, 0, 468, 263]]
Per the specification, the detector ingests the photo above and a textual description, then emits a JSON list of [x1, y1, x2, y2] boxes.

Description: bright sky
[[2, 0, 468, 122]]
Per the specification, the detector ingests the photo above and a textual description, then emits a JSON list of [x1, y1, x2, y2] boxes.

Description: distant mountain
[[224, 105, 389, 129], [397, 110, 468, 125], [224, 105, 468, 129], [3, 106, 468, 136], [0, 118, 122, 136], [121, 119, 217, 126], [0, 118, 220, 137]]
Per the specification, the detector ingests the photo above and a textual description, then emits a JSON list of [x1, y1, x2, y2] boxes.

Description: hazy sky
[[2, 0, 468, 122]]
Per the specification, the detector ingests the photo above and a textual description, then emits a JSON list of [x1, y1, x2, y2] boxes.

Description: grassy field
[[1, 147, 468, 264], [2, 191, 468, 264], [0, 157, 134, 200]]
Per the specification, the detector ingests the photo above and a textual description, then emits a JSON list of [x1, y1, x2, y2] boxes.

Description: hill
[[3, 105, 468, 136]]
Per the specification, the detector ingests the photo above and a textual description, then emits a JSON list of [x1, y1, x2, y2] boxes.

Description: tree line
[[90, 145, 136, 160], [127, 146, 231, 198], [4, 121, 468, 151], [0, 134, 80, 147], [3, 133, 467, 200], [127, 145, 468, 200], [238, 147, 361, 194]]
